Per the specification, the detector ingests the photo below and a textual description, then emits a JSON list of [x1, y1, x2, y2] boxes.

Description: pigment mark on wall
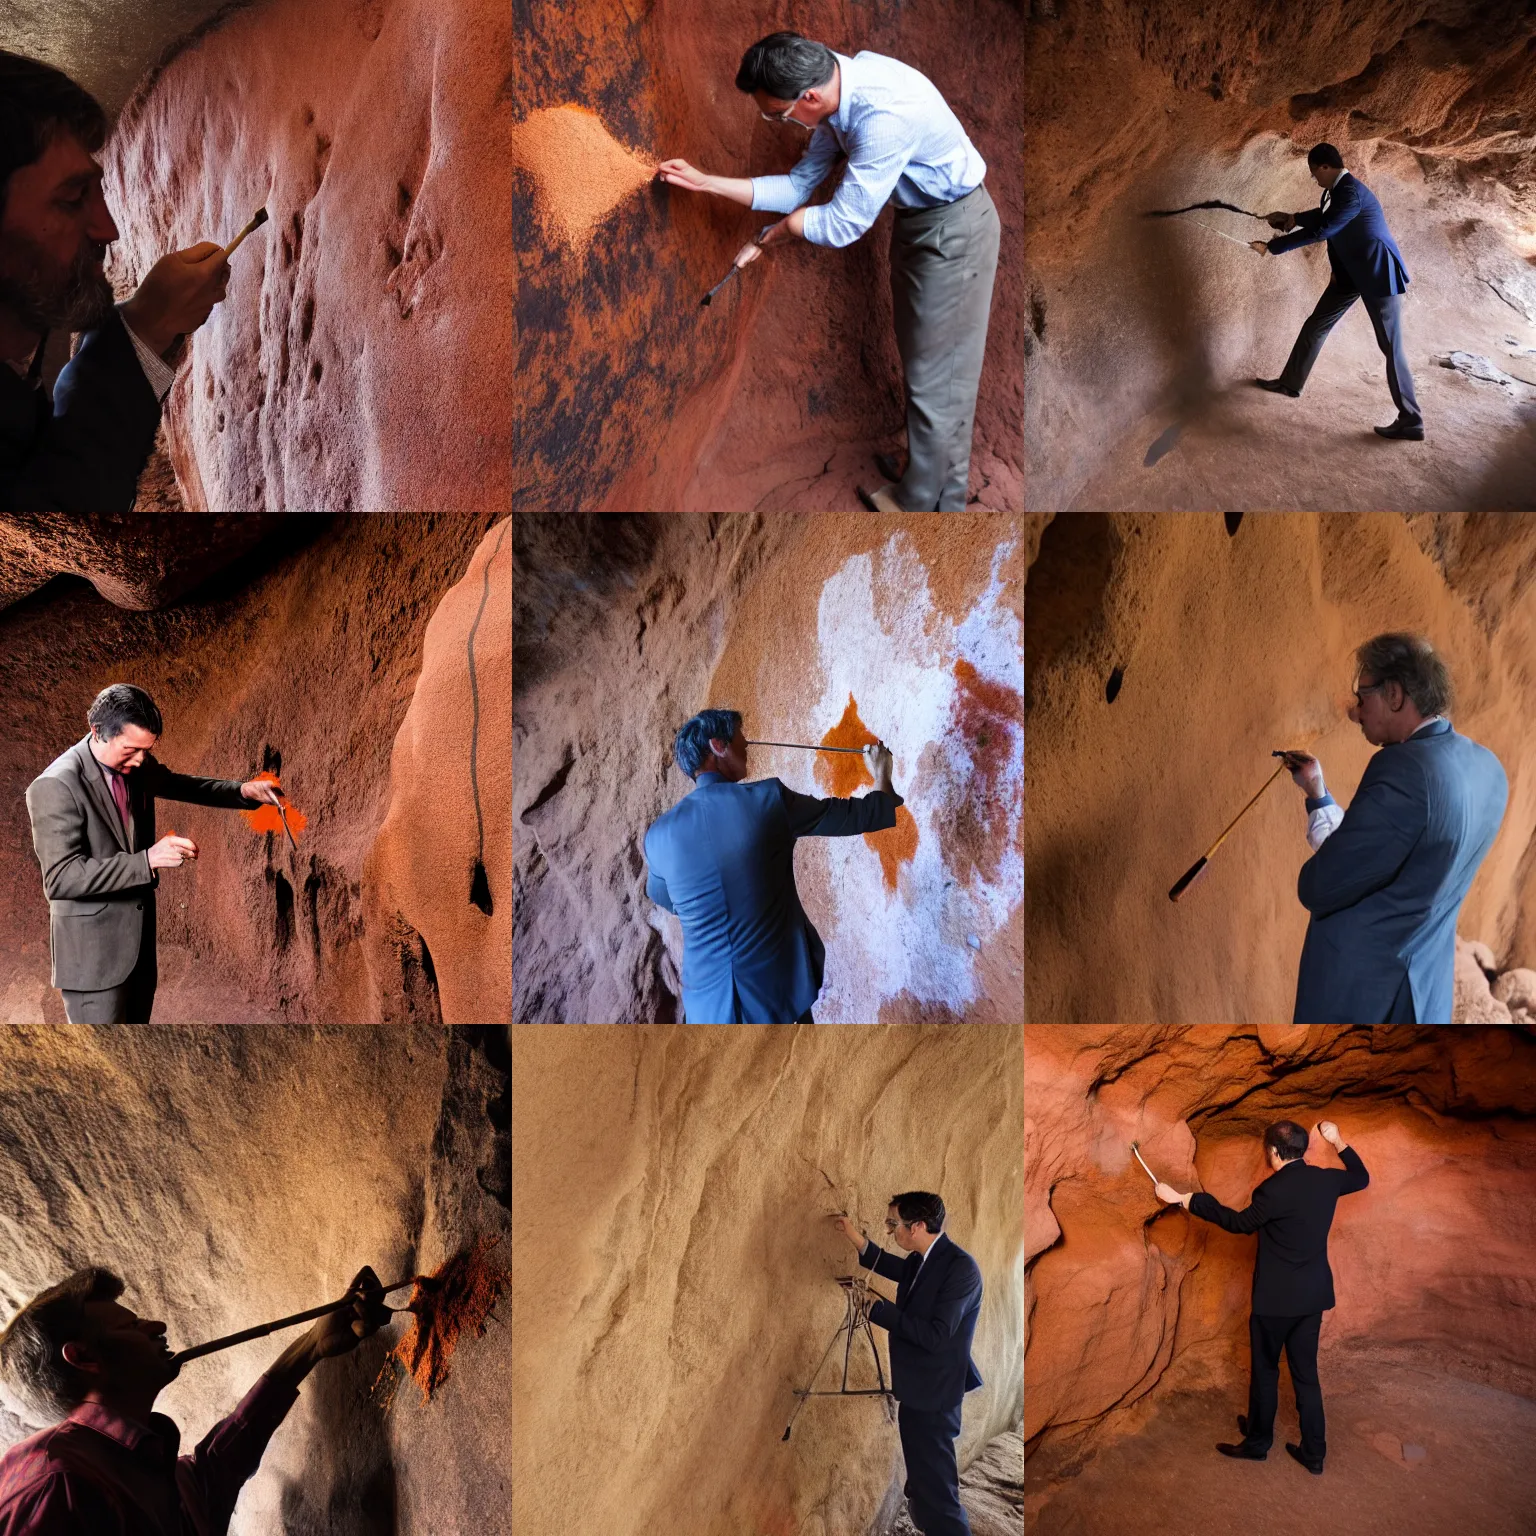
[[510, 106, 655, 255], [816, 693, 921, 892], [238, 769, 308, 841], [808, 532, 1022, 1022]]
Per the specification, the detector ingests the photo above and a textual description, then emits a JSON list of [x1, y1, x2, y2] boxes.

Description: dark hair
[[889, 1190, 946, 1234], [0, 52, 108, 220], [1263, 1122, 1309, 1163], [1306, 142, 1345, 170], [1355, 632, 1453, 717], [735, 33, 837, 99], [0, 1268, 124, 1426], [673, 708, 742, 779], [87, 684, 163, 742]]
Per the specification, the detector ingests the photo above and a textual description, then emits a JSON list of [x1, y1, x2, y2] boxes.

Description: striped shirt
[[750, 51, 987, 249]]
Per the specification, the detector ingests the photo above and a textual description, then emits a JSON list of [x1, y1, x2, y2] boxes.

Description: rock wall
[[512, 1023, 1023, 1536], [1025, 512, 1536, 1023], [102, 0, 511, 512], [514, 513, 1023, 1023], [1025, 1025, 1536, 1455], [1023, 3, 1536, 510], [513, 0, 1023, 512], [0, 1024, 511, 1535]]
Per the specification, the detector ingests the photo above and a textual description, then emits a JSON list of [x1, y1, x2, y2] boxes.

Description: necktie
[[109, 769, 130, 834]]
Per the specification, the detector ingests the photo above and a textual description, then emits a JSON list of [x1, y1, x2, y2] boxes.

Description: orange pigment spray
[[814, 694, 918, 892], [238, 770, 307, 841]]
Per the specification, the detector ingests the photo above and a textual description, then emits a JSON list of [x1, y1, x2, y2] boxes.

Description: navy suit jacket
[[643, 771, 901, 1023], [1268, 172, 1409, 298], [1294, 720, 1507, 1025], [860, 1233, 983, 1412], [1189, 1147, 1369, 1315]]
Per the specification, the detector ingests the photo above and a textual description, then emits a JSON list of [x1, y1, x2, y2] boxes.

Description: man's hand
[[147, 833, 198, 869], [655, 159, 712, 192], [1249, 240, 1270, 255], [829, 1213, 866, 1252], [303, 1266, 392, 1362], [1279, 751, 1326, 799], [120, 243, 231, 357], [862, 742, 894, 793], [734, 238, 766, 270], [1154, 1181, 1190, 1208], [240, 778, 285, 807], [1266, 210, 1296, 231], [1315, 1121, 1345, 1150]]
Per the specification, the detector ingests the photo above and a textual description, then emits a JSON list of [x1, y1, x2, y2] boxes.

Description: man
[[1155, 1120, 1368, 1476], [656, 32, 999, 513], [832, 1193, 983, 1536], [1250, 143, 1421, 440], [0, 1263, 390, 1532], [643, 707, 903, 1023], [2, 51, 230, 511], [1278, 632, 1507, 1024], [25, 683, 288, 1024]]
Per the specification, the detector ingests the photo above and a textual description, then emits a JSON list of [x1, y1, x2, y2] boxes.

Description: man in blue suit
[[644, 708, 904, 1023], [833, 1193, 983, 1536], [1280, 633, 1507, 1024], [1251, 143, 1423, 441]]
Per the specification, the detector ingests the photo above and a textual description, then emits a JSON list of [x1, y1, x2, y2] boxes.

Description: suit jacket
[[0, 311, 162, 512], [1189, 1146, 1369, 1315], [26, 736, 251, 990], [1268, 173, 1410, 298], [860, 1233, 984, 1412], [643, 772, 902, 1023], [1293, 720, 1507, 1025]]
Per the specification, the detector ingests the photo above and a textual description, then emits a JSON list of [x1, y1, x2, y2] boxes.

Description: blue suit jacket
[[1268, 173, 1409, 298], [861, 1233, 984, 1412], [1294, 721, 1507, 1024], [643, 772, 902, 1023]]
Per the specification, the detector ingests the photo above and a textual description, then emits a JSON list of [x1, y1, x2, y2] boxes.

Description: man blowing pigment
[[1157, 1120, 1369, 1476]]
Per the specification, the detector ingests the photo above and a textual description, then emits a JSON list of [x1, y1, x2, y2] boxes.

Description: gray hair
[[0, 1268, 124, 1426], [1354, 632, 1453, 717]]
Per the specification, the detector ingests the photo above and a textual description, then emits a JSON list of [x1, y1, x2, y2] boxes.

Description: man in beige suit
[[25, 683, 285, 1023]]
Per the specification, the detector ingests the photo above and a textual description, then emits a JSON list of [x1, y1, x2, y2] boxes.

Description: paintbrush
[[223, 206, 269, 258], [1188, 218, 1259, 249], [701, 262, 741, 307], [276, 799, 299, 854], [1129, 1142, 1159, 1185], [745, 739, 870, 754]]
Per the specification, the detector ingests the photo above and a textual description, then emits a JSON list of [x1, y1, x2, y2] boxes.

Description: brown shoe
[[856, 481, 907, 513]]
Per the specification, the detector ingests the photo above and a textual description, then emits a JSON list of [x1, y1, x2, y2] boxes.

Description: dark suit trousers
[[61, 931, 156, 1024], [898, 1402, 970, 1536], [1244, 1312, 1325, 1461], [1278, 280, 1421, 423]]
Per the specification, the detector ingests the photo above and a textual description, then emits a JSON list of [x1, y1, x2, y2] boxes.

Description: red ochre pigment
[[947, 659, 1023, 885], [237, 769, 308, 841], [814, 694, 918, 893]]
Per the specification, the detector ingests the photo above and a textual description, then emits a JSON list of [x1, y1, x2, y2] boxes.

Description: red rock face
[[101, 0, 510, 512], [513, 1, 1023, 511], [1026, 1026, 1536, 1455]]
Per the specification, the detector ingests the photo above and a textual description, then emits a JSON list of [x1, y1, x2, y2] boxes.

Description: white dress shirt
[[750, 51, 987, 249], [1305, 717, 1445, 849]]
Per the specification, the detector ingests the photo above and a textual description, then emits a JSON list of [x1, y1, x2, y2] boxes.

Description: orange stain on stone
[[238, 770, 307, 840], [511, 105, 655, 254], [814, 693, 917, 892], [947, 658, 1024, 885]]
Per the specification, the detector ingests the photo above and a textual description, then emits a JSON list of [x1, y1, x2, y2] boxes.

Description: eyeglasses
[[1352, 681, 1388, 707], [884, 1218, 906, 1232], [759, 95, 805, 123]]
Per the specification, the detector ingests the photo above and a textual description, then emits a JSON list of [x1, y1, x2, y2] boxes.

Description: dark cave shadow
[[171, 515, 337, 610], [1470, 407, 1536, 510]]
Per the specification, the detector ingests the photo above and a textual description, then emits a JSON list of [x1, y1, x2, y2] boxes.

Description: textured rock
[[100, 0, 511, 512], [1025, 1025, 1536, 1462], [514, 513, 1023, 1023], [1026, 512, 1536, 1023], [1456, 934, 1514, 1023], [1493, 966, 1536, 1021], [512, 1023, 1022, 1536], [513, 1, 1022, 512], [0, 1024, 510, 1535], [0, 514, 506, 1024], [1023, 5, 1536, 510]]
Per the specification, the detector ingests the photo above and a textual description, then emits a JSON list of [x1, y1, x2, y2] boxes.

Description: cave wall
[[512, 1023, 1023, 1536], [513, 0, 1023, 512], [1024, 1025, 1536, 1453], [1025, 511, 1536, 1024], [100, 0, 511, 512], [0, 1024, 511, 1535], [514, 513, 1023, 1024], [0, 514, 507, 1025]]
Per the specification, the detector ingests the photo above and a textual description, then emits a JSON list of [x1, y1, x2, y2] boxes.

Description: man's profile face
[[1309, 162, 1341, 191], [886, 1205, 925, 1252], [1347, 674, 1398, 745], [705, 725, 749, 782], [0, 133, 119, 339], [91, 722, 158, 772], [753, 88, 820, 129], [65, 1296, 179, 1399]]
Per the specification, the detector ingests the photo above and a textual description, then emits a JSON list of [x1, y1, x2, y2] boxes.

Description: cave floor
[[1025, 1358, 1536, 1536]]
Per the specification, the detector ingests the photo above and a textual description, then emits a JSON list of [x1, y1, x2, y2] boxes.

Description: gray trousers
[[890, 183, 1001, 512], [1279, 280, 1421, 423], [62, 936, 157, 1023]]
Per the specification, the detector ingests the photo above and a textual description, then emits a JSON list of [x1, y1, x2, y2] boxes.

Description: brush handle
[[745, 740, 869, 754], [223, 212, 266, 259]]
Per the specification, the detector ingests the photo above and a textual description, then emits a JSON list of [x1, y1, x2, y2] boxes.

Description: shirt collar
[[695, 771, 724, 785], [1411, 716, 1447, 737], [829, 52, 854, 136], [916, 1231, 945, 1268], [66, 1401, 180, 1460]]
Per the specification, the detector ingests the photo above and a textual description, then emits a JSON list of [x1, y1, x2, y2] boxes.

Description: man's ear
[[60, 1340, 102, 1373]]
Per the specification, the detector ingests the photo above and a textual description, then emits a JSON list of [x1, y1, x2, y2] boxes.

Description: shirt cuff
[[1304, 793, 1336, 812], [117, 305, 178, 402], [750, 175, 802, 214]]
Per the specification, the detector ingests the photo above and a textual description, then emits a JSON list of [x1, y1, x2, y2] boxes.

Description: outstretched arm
[[137, 756, 261, 810], [1186, 1182, 1272, 1234], [1297, 756, 1426, 917]]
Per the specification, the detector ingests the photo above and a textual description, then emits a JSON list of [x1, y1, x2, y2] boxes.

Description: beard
[[0, 228, 115, 334]]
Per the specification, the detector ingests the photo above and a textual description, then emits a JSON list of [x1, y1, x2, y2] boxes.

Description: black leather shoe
[[1216, 1441, 1267, 1460], [1286, 1443, 1324, 1474], [1374, 419, 1424, 440], [1254, 378, 1300, 397]]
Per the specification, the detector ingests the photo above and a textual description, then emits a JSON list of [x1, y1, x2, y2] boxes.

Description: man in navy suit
[[1157, 1120, 1369, 1475], [644, 708, 904, 1023], [1251, 143, 1422, 440], [1278, 632, 1507, 1024], [833, 1193, 983, 1536]]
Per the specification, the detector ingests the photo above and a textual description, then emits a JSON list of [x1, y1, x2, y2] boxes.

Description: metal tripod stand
[[781, 1266, 897, 1440]]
